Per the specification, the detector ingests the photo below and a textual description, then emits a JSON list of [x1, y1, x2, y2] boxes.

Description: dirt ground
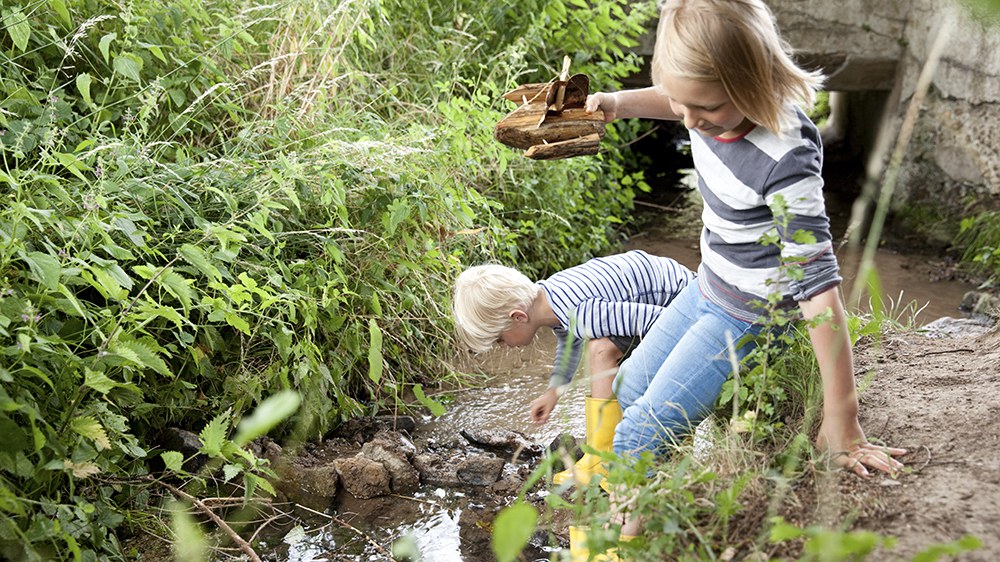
[[848, 326, 1000, 560]]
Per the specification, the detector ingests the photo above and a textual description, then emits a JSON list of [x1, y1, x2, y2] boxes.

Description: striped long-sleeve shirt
[[691, 106, 842, 323], [538, 250, 695, 388]]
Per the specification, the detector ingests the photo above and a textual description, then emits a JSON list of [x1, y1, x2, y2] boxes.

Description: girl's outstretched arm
[[586, 87, 682, 122], [799, 286, 908, 476]]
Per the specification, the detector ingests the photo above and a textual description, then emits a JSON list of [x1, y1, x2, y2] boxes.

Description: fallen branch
[[159, 481, 263, 562]]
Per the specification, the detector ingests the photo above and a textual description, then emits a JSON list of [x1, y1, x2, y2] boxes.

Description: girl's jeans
[[612, 282, 765, 457]]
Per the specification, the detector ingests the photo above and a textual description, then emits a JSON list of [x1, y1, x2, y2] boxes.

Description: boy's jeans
[[612, 282, 765, 457]]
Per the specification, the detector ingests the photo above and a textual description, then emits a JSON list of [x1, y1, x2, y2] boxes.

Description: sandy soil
[[849, 327, 1000, 560]]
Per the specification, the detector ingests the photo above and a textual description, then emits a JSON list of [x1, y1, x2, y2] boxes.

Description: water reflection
[[398, 499, 462, 562]]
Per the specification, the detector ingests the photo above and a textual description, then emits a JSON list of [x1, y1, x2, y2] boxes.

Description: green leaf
[[54, 151, 90, 181], [367, 319, 383, 384], [71, 417, 111, 451], [76, 73, 93, 105], [113, 52, 143, 82], [198, 412, 230, 458], [84, 368, 117, 394], [911, 535, 983, 562], [491, 502, 537, 562], [768, 517, 805, 542], [161, 451, 184, 472], [224, 311, 250, 335], [49, 0, 72, 27], [23, 251, 61, 291], [98, 33, 116, 63], [141, 42, 167, 63], [156, 268, 194, 312], [412, 384, 445, 417], [179, 243, 222, 282], [234, 390, 301, 446], [169, 499, 208, 562], [382, 198, 411, 236], [3, 8, 31, 52], [0, 483, 26, 515], [110, 338, 171, 376], [222, 463, 241, 482]]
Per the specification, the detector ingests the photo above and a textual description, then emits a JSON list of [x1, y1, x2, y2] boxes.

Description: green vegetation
[[0, 0, 654, 558], [957, 210, 1000, 284]]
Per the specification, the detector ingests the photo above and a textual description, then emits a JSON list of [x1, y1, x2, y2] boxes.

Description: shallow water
[[421, 331, 588, 447]]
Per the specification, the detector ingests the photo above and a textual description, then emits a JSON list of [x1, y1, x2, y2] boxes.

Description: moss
[[890, 201, 958, 249]]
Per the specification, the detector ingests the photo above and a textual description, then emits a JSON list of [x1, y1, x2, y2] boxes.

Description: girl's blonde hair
[[452, 264, 539, 353], [651, 0, 824, 134]]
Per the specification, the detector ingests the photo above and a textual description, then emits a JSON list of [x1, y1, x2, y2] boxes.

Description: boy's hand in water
[[529, 388, 558, 424], [585, 92, 618, 122]]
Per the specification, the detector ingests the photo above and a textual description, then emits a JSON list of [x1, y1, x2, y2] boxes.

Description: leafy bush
[[0, 0, 653, 558]]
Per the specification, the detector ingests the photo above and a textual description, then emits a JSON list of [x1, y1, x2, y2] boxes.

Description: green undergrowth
[[957, 210, 1000, 286], [0, 0, 654, 558]]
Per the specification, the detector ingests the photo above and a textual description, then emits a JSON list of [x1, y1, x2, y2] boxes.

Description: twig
[[391, 493, 440, 506], [632, 199, 686, 213], [914, 445, 932, 472], [290, 503, 396, 560], [247, 512, 283, 546], [913, 348, 975, 357], [159, 481, 263, 562]]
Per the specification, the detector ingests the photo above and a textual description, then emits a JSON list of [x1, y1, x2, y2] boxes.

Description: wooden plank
[[494, 104, 606, 150], [524, 133, 602, 160]]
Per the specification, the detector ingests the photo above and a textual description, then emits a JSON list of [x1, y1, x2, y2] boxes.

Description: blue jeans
[[612, 282, 765, 457]]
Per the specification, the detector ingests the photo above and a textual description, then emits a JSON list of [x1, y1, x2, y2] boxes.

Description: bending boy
[[452, 250, 694, 485]]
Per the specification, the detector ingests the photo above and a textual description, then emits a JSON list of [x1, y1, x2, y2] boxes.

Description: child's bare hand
[[817, 418, 907, 477], [586, 92, 618, 123], [529, 388, 559, 424]]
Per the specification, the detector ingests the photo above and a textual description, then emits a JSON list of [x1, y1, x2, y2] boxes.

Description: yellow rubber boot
[[569, 526, 620, 562], [554, 398, 622, 486]]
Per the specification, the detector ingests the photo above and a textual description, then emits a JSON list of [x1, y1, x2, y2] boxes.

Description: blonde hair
[[651, 0, 824, 134], [452, 264, 540, 353]]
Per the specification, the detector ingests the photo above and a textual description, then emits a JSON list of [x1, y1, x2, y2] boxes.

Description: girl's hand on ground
[[817, 419, 907, 477], [586, 92, 618, 122], [529, 388, 558, 424]]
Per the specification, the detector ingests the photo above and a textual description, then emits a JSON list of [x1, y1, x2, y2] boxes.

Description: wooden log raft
[[493, 76, 606, 160]]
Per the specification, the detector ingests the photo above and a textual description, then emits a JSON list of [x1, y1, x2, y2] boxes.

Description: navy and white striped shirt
[[538, 250, 695, 388], [691, 106, 842, 322]]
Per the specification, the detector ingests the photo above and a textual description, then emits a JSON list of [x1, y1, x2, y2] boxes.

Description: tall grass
[[0, 0, 654, 558]]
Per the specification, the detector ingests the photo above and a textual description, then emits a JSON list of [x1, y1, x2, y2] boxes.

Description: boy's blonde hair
[[651, 0, 824, 134], [452, 264, 540, 353]]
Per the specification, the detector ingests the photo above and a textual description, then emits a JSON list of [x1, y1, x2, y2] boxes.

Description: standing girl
[[580, 0, 906, 548]]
